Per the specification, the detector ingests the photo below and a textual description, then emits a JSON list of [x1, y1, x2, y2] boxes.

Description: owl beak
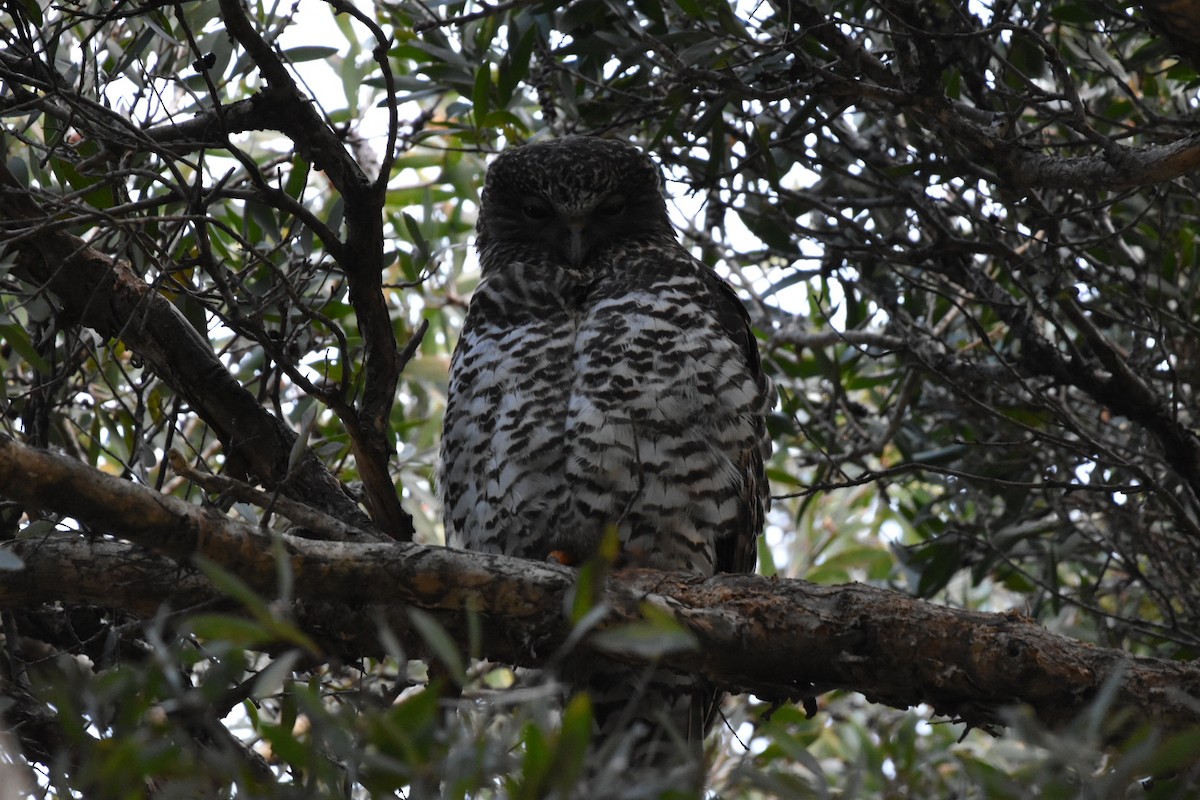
[[564, 218, 589, 266]]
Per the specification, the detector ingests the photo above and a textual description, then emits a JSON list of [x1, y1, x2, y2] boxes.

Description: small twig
[[413, 0, 537, 32], [397, 318, 430, 374], [166, 451, 386, 543]]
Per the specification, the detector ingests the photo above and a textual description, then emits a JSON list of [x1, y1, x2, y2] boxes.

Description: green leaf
[[551, 694, 592, 793], [406, 607, 465, 684], [284, 156, 310, 200], [253, 650, 302, 700], [402, 212, 430, 271], [1049, 3, 1094, 23], [245, 198, 281, 244], [191, 557, 319, 652], [757, 536, 777, 577], [590, 602, 698, 659], [284, 45, 340, 62], [514, 722, 552, 799], [471, 64, 492, 119], [110, 26, 158, 80], [187, 615, 279, 647], [48, 155, 116, 209], [16, 0, 42, 25], [0, 324, 50, 371]]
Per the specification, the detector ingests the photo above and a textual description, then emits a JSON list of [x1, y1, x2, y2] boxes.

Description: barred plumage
[[439, 136, 774, 773]]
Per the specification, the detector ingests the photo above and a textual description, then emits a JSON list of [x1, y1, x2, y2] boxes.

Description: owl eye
[[521, 198, 552, 221], [597, 195, 626, 217]]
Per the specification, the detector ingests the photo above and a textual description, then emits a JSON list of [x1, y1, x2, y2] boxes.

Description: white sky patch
[[277, 0, 398, 143], [878, 518, 904, 544]]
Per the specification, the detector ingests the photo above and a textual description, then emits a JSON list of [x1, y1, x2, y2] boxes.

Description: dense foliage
[[2, 0, 1200, 795]]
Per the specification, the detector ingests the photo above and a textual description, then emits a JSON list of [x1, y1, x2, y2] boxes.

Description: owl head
[[476, 137, 674, 268]]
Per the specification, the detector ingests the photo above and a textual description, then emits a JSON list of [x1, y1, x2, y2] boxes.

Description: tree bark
[[1, 436, 1197, 741]]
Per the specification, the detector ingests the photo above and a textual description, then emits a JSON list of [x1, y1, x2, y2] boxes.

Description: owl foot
[[547, 549, 578, 566]]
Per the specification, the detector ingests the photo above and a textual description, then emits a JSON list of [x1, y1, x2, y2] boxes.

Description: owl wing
[[703, 267, 776, 576]]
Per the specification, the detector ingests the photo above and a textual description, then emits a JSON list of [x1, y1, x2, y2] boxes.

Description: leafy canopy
[[1, 0, 1200, 795]]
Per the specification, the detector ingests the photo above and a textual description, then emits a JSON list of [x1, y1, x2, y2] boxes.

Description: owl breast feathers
[[440, 136, 774, 577]]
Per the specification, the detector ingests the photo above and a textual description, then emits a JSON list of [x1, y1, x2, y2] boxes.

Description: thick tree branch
[[0, 535, 215, 616], [1003, 131, 1200, 192], [1, 436, 1198, 740], [920, 99, 1200, 192]]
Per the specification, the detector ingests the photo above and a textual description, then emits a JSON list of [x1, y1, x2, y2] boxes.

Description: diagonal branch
[[214, 0, 372, 196]]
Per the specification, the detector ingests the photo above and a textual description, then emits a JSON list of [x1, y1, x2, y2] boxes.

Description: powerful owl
[[439, 137, 774, 769]]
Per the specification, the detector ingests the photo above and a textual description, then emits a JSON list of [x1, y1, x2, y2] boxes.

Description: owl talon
[[547, 549, 577, 565]]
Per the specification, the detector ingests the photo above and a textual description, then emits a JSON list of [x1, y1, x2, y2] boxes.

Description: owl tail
[[566, 660, 718, 797]]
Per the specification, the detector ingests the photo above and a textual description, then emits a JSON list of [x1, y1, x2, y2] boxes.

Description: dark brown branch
[[215, 0, 370, 195], [412, 0, 537, 32], [921, 98, 1200, 192], [166, 451, 372, 543], [2, 436, 1199, 739], [0, 535, 215, 615], [1004, 131, 1200, 192], [140, 97, 260, 149]]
